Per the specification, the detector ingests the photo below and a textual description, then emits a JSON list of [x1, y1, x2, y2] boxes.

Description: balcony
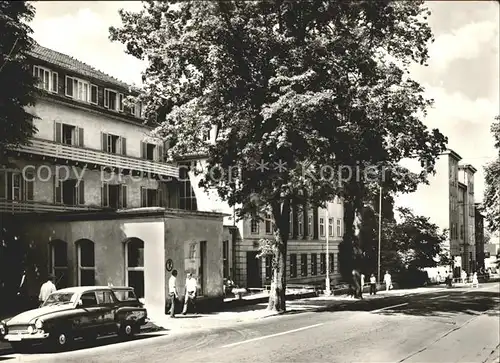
[[0, 200, 102, 213], [14, 138, 179, 178]]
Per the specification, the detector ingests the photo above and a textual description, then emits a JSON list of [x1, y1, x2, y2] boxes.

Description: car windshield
[[42, 292, 77, 307]]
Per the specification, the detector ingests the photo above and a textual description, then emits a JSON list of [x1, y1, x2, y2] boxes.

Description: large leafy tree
[[0, 1, 38, 161], [110, 0, 447, 312], [483, 116, 499, 233]]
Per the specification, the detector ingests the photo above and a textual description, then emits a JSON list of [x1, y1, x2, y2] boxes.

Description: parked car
[[0, 286, 148, 352]]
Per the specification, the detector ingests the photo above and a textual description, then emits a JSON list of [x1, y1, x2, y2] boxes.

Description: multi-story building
[[0, 44, 227, 315], [395, 149, 477, 274]]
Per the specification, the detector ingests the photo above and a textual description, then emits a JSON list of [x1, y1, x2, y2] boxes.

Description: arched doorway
[[49, 239, 68, 288], [75, 239, 95, 286], [124, 238, 144, 299]]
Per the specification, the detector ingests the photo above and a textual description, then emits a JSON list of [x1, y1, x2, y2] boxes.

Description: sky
[[29, 1, 499, 205]]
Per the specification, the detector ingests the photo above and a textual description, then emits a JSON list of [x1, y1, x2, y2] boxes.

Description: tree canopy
[[483, 116, 499, 233], [0, 1, 38, 161], [110, 0, 447, 311]]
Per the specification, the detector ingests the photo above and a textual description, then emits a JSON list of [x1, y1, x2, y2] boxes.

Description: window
[[126, 239, 144, 299], [290, 254, 297, 278], [265, 255, 272, 280], [77, 240, 95, 286], [33, 65, 58, 93], [311, 253, 317, 275], [265, 214, 272, 235], [127, 101, 144, 118], [140, 187, 163, 207], [102, 183, 127, 209], [300, 253, 307, 276], [319, 217, 325, 237], [53, 122, 84, 147], [141, 142, 163, 162], [104, 88, 124, 112], [65, 76, 91, 102], [460, 225, 465, 240], [90, 85, 98, 105], [330, 253, 335, 273], [0, 171, 34, 201], [250, 219, 259, 234], [298, 212, 303, 237], [49, 240, 68, 288], [337, 219, 342, 237], [96, 291, 115, 304], [328, 218, 334, 236], [179, 162, 197, 210], [54, 178, 84, 206], [308, 214, 313, 237], [80, 292, 97, 307], [289, 211, 293, 238], [202, 130, 211, 141], [102, 132, 126, 155], [320, 253, 326, 274], [223, 240, 229, 279]]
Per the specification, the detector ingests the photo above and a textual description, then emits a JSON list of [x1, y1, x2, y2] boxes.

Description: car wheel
[[51, 331, 72, 351], [119, 322, 135, 339]]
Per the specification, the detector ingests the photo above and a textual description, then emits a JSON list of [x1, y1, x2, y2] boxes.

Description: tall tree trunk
[[267, 199, 290, 312]]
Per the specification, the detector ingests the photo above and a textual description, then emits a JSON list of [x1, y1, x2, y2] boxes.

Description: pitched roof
[[29, 43, 136, 91]]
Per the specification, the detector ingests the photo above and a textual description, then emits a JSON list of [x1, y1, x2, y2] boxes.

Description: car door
[[77, 291, 103, 334], [95, 290, 117, 332]]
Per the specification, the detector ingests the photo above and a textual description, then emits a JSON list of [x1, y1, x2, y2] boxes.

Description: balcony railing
[[14, 138, 179, 178], [0, 200, 103, 213]]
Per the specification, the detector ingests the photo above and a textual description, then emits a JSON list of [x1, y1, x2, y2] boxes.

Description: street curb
[[222, 291, 318, 310]]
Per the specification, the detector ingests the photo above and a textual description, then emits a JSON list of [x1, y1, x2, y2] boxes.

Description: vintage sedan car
[[0, 286, 148, 352]]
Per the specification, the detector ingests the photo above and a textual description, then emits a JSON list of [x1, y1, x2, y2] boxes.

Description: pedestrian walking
[[182, 273, 197, 315], [471, 272, 479, 288], [38, 274, 56, 306], [369, 274, 377, 295], [168, 270, 179, 317], [461, 270, 467, 284], [384, 271, 392, 292]]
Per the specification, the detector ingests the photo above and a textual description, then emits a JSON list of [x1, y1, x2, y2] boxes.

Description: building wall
[[13, 210, 224, 315]]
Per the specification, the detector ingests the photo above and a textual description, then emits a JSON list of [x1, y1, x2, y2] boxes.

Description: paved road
[[2, 283, 499, 363]]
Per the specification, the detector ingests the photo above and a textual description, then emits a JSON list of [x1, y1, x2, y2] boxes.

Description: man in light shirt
[[182, 273, 197, 315], [168, 270, 178, 317], [39, 274, 56, 305]]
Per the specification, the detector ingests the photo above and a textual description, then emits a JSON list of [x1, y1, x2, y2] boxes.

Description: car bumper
[[4, 332, 50, 341]]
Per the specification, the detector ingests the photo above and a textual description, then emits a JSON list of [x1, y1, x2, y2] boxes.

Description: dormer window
[[104, 89, 124, 112], [65, 76, 96, 103], [128, 101, 144, 119], [33, 65, 58, 93]]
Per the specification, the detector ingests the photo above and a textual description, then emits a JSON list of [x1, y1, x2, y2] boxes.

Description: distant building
[[395, 149, 477, 274], [475, 204, 485, 270]]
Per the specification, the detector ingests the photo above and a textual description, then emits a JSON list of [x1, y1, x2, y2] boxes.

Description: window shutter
[[158, 144, 164, 162], [140, 142, 146, 159], [158, 188, 163, 207], [90, 85, 98, 104], [51, 72, 58, 93], [78, 180, 84, 205], [65, 76, 73, 97], [121, 185, 127, 208], [0, 171, 5, 199], [25, 172, 34, 201], [54, 176, 62, 204], [78, 127, 84, 147], [140, 187, 147, 207], [121, 137, 127, 155], [54, 122, 62, 143], [119, 93, 124, 112], [104, 89, 109, 108], [101, 183, 108, 207], [101, 132, 108, 152]]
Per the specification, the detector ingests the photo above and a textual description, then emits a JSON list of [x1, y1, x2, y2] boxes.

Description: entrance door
[[246, 251, 262, 288], [199, 241, 207, 295]]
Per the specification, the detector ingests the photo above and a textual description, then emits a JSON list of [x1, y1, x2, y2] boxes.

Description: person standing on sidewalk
[[38, 274, 56, 306], [182, 273, 197, 315], [360, 273, 365, 295], [369, 274, 377, 295], [168, 270, 179, 317], [384, 271, 392, 292], [461, 270, 467, 284], [471, 272, 479, 288]]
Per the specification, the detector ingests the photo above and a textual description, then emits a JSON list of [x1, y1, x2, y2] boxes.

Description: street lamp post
[[325, 207, 331, 295], [378, 185, 382, 284]]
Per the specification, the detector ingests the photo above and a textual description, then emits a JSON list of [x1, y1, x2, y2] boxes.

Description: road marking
[[221, 323, 324, 348], [429, 295, 448, 300], [371, 302, 408, 313]]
